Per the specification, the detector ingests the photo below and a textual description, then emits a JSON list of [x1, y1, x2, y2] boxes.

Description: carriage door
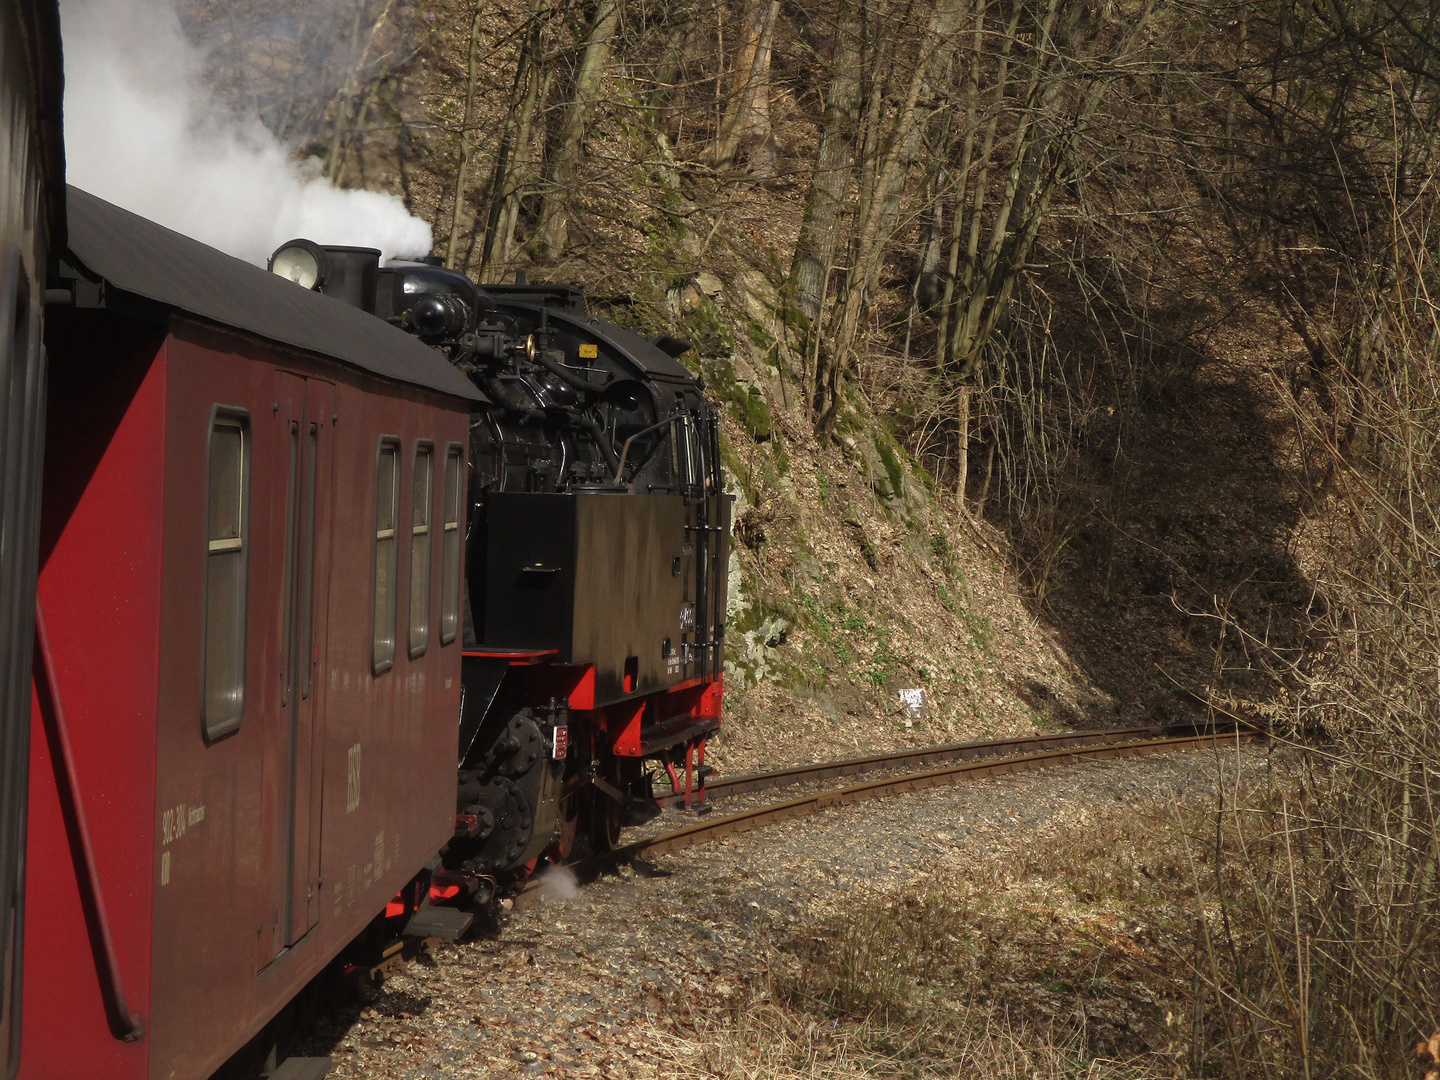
[[261, 372, 334, 966]]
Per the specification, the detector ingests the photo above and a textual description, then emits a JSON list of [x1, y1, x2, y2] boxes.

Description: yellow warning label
[[578, 343, 598, 359]]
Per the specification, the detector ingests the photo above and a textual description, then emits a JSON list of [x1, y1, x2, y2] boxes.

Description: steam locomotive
[[7, 2, 733, 1072], [266, 238, 731, 879]]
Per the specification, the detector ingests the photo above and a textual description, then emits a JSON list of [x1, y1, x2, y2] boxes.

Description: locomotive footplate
[[635, 714, 721, 756], [402, 905, 474, 941]]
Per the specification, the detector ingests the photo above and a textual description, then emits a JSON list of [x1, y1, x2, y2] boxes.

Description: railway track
[[656, 722, 1221, 808], [555, 723, 1263, 886]]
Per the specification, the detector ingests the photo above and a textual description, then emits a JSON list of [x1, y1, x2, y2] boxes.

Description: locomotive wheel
[[590, 789, 624, 852], [568, 788, 624, 858], [548, 787, 580, 863], [459, 776, 533, 874]]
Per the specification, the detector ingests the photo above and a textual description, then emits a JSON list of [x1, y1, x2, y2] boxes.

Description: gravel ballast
[[306, 742, 1277, 1078]]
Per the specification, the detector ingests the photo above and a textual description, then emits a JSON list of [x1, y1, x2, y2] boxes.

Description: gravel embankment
[[307, 741, 1278, 1079]]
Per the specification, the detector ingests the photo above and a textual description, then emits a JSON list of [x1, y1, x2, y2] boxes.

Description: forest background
[[184, 0, 1439, 1076]]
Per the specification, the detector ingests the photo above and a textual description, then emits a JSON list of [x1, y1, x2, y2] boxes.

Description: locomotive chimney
[[320, 246, 381, 314]]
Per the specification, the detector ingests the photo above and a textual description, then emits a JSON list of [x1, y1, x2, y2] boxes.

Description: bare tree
[[788, 0, 864, 337], [445, 3, 486, 267], [812, 0, 969, 433], [713, 0, 782, 176], [928, 0, 1158, 498], [477, 0, 563, 277], [533, 0, 624, 259], [324, 0, 405, 183]]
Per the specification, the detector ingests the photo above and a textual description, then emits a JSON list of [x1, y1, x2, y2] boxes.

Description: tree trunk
[[788, 0, 863, 329], [325, 0, 403, 183], [914, 171, 946, 314], [533, 0, 623, 260], [876, 0, 969, 261], [714, 0, 781, 175], [649, 11, 694, 154], [947, 0, 1140, 378], [446, 4, 486, 268], [334, 81, 381, 187], [947, 0, 1061, 371], [479, 0, 553, 278], [934, 4, 988, 368], [325, 2, 368, 182], [975, 434, 995, 513], [939, 1, 1021, 370], [956, 383, 971, 499], [818, 0, 954, 433]]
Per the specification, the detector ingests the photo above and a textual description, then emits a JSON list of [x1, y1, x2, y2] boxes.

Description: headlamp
[[267, 239, 328, 290]]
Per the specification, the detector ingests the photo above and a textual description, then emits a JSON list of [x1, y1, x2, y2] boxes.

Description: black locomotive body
[[269, 241, 732, 882]]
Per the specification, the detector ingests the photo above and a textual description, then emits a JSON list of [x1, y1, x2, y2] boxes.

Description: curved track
[[554, 724, 1263, 887], [656, 722, 1221, 808]]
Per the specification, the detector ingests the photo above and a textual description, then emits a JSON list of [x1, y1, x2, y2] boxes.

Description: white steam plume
[[59, 0, 432, 265], [536, 865, 580, 902]]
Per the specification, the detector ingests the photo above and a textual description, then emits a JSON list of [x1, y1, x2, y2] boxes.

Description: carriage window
[[204, 414, 248, 739], [408, 445, 433, 658], [372, 440, 400, 674], [440, 446, 463, 645]]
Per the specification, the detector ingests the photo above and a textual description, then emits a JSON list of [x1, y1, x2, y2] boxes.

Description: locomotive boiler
[[266, 240, 732, 887]]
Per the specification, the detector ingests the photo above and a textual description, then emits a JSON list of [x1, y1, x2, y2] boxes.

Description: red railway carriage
[[23, 189, 478, 1079]]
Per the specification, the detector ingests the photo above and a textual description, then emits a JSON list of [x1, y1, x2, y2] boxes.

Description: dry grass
[[1183, 188, 1440, 1080], [656, 769, 1298, 1080], [659, 998, 1165, 1080]]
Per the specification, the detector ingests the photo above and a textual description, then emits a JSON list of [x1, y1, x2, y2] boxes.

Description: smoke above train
[[58, 0, 432, 265]]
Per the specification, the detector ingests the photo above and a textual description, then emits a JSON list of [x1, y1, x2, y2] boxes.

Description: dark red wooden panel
[[22, 318, 165, 1080]]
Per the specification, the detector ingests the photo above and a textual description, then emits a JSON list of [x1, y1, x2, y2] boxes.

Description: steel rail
[[566, 728, 1263, 881], [656, 722, 1229, 808]]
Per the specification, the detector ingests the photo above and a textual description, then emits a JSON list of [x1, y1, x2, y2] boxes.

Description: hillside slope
[[175, 0, 1330, 764]]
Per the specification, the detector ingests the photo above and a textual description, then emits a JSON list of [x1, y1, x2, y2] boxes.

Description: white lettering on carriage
[[160, 850, 170, 886], [346, 743, 362, 812], [162, 802, 205, 846]]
